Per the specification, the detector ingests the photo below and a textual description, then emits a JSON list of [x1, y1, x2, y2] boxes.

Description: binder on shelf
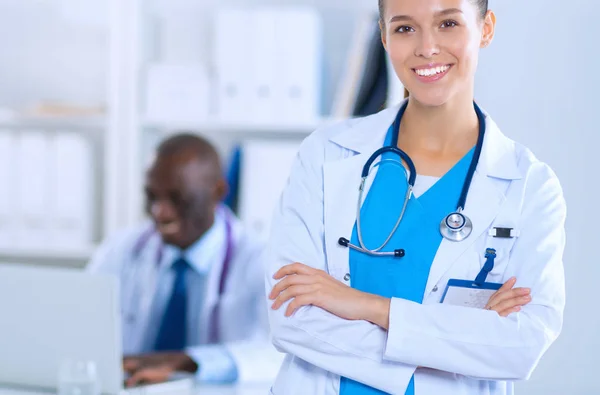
[[237, 140, 301, 242], [157, 13, 205, 64], [223, 144, 242, 214], [15, 131, 51, 249], [144, 63, 210, 125], [274, 7, 323, 123], [214, 6, 323, 126], [249, 8, 278, 123], [214, 8, 254, 123], [0, 130, 16, 249], [49, 132, 94, 250]]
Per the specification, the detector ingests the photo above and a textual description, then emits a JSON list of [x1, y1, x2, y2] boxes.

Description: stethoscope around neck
[[338, 101, 486, 258]]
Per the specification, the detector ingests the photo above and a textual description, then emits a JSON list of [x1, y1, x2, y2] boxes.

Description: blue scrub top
[[339, 125, 474, 395]]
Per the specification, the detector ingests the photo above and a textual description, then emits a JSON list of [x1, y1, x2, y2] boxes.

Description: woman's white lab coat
[[264, 103, 566, 394], [87, 208, 284, 383]]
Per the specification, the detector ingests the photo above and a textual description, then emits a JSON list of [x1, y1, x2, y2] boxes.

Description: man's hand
[[123, 352, 198, 387]]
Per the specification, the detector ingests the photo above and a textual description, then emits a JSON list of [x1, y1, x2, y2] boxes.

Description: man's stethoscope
[[129, 208, 234, 343], [338, 101, 486, 257]]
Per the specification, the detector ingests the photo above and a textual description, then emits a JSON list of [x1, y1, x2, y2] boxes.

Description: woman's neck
[[398, 95, 479, 155]]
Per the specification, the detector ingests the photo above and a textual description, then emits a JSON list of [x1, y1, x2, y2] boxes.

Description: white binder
[[15, 131, 51, 249], [145, 63, 211, 124], [50, 132, 94, 249], [214, 8, 253, 123], [0, 131, 16, 249], [238, 140, 301, 242], [274, 8, 323, 123], [249, 8, 278, 123]]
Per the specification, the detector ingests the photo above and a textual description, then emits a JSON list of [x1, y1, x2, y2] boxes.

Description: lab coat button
[[432, 285, 438, 292], [343, 273, 350, 282]]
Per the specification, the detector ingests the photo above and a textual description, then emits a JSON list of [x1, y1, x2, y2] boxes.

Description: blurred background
[[0, 0, 597, 393]]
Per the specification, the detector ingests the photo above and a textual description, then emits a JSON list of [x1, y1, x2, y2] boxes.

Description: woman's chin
[[408, 90, 454, 108]]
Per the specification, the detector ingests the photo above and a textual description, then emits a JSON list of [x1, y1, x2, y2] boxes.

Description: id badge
[[440, 279, 502, 309]]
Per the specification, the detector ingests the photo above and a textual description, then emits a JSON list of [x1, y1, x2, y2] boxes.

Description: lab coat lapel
[[323, 152, 371, 279], [199, 209, 235, 342], [423, 112, 522, 296], [423, 170, 505, 295], [323, 106, 400, 279]]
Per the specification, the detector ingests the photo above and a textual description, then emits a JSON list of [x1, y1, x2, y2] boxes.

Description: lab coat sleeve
[[224, 282, 284, 384], [216, 241, 285, 384], [266, 132, 417, 394], [186, 344, 238, 383], [223, 340, 285, 384], [383, 162, 566, 381], [85, 228, 135, 275], [187, 342, 284, 384]]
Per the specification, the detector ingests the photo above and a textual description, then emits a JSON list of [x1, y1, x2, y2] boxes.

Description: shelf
[[0, 246, 96, 263], [0, 115, 106, 131], [142, 116, 346, 135]]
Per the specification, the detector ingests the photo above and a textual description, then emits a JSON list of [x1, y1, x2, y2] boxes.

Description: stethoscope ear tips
[[338, 237, 350, 247], [394, 249, 405, 257]]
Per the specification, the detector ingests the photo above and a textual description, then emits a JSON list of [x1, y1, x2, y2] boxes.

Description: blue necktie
[[154, 257, 189, 351]]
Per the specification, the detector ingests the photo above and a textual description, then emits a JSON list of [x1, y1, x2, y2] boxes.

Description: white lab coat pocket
[[470, 235, 518, 285], [484, 247, 511, 284], [453, 244, 513, 283], [463, 250, 484, 281]]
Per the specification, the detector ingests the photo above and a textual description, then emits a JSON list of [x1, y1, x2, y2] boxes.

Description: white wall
[[476, 1, 599, 393], [0, 0, 107, 109]]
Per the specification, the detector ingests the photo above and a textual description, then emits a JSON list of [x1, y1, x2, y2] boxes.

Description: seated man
[[87, 133, 280, 386]]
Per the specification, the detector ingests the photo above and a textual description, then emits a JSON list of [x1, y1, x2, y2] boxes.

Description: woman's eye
[[441, 20, 458, 28], [396, 25, 415, 33]]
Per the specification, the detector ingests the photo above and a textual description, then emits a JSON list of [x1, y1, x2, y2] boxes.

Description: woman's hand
[[269, 263, 390, 329], [484, 277, 531, 316]]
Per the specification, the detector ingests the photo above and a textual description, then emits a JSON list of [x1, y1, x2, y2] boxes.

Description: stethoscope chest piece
[[440, 210, 473, 242]]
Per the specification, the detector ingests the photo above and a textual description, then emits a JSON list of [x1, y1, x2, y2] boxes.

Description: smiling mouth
[[412, 64, 452, 80], [157, 221, 181, 235]]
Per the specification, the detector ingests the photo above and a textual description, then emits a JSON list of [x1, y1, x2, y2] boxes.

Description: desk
[[0, 383, 271, 395]]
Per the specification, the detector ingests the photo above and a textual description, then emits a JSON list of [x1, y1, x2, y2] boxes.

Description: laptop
[[0, 264, 194, 394]]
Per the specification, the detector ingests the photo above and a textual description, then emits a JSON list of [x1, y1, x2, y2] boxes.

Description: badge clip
[[488, 227, 519, 238], [474, 248, 497, 286]]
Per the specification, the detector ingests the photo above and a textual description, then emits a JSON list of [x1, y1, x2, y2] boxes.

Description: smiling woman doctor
[[265, 0, 567, 394]]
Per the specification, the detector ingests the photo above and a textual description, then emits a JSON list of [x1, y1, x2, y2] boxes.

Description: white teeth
[[415, 65, 450, 77], [159, 222, 180, 234]]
